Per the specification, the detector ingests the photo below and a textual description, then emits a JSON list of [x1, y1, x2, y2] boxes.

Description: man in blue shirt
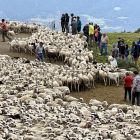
[[77, 16, 81, 33], [97, 28, 102, 52], [35, 42, 44, 62], [137, 37, 140, 54]]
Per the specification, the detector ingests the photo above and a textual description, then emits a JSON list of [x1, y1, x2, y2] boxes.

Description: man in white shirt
[[100, 32, 109, 56], [35, 42, 44, 62], [132, 71, 140, 106]]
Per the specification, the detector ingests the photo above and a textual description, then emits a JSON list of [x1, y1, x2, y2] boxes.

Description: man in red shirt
[[1, 19, 11, 42], [123, 72, 133, 103]]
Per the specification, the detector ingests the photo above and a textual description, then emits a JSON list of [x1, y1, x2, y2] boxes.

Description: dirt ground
[[0, 33, 131, 106]]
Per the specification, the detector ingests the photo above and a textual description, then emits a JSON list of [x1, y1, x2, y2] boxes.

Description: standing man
[[131, 41, 135, 62], [71, 18, 77, 35], [71, 13, 74, 23], [100, 32, 109, 56], [132, 71, 140, 106], [123, 72, 133, 103], [112, 43, 119, 62], [89, 22, 94, 49], [117, 37, 121, 50], [1, 19, 11, 42], [97, 28, 102, 52], [35, 42, 44, 62], [83, 23, 89, 43], [61, 13, 65, 33], [137, 37, 140, 54], [77, 16, 81, 33], [65, 13, 69, 33], [119, 40, 125, 59]]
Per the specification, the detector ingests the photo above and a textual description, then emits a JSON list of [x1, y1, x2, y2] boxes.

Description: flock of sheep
[[0, 22, 139, 140], [0, 55, 140, 140], [0, 54, 140, 140], [0, 21, 39, 40], [6, 21, 39, 34], [7, 24, 133, 88]]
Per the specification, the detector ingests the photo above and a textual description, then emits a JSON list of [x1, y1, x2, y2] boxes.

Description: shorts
[[89, 34, 94, 40], [134, 58, 138, 61], [119, 53, 124, 59], [95, 36, 97, 42], [77, 27, 81, 32]]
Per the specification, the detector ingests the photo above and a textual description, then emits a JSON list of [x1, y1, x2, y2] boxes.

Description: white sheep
[[89, 99, 108, 107], [98, 66, 107, 86], [64, 95, 84, 102], [106, 69, 119, 87]]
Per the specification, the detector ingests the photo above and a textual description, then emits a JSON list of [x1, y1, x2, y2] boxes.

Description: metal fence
[[28, 20, 55, 30], [6, 19, 55, 30]]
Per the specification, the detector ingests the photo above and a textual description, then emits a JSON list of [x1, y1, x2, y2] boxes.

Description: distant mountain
[[0, 0, 140, 32]]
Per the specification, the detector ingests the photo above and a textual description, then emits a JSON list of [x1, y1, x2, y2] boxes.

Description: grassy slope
[[88, 33, 140, 71]]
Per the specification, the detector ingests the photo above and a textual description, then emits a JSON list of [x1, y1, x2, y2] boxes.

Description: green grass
[[88, 33, 140, 72]]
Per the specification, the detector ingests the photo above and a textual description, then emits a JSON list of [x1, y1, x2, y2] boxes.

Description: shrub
[[128, 67, 137, 71], [117, 58, 136, 70], [135, 28, 140, 33]]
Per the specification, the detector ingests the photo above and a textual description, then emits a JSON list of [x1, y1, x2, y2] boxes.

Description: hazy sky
[[0, 0, 139, 32]]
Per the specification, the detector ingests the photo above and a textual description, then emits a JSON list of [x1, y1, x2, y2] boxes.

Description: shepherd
[[1, 19, 11, 42]]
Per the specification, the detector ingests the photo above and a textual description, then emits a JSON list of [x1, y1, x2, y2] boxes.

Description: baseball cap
[[112, 43, 116, 46]]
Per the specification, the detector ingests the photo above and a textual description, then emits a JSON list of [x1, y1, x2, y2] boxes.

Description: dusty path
[[0, 33, 64, 65], [0, 33, 131, 105]]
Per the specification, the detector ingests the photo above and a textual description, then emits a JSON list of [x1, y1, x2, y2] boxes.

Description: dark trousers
[[2, 30, 11, 41], [65, 23, 69, 33], [84, 33, 89, 43], [77, 27, 81, 32], [72, 30, 77, 35], [138, 49, 140, 54], [132, 92, 140, 106], [61, 23, 65, 32], [124, 87, 131, 101]]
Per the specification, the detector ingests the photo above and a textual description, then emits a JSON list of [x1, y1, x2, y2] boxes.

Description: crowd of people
[[60, 14, 139, 72], [61, 13, 82, 35], [60, 14, 140, 105], [112, 37, 139, 72]]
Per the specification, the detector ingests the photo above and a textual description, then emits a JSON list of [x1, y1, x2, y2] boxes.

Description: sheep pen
[[0, 25, 139, 139]]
